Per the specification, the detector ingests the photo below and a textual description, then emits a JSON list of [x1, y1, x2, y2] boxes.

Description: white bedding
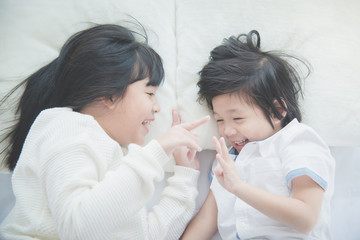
[[0, 0, 359, 239], [1, 146, 360, 239], [174, 0, 360, 148], [1, 0, 359, 151]]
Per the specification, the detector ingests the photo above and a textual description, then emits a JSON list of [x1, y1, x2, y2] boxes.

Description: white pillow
[[175, 0, 360, 148], [1, 1, 359, 173]]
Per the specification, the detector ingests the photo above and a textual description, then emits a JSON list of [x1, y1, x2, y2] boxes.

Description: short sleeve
[[280, 127, 335, 191]]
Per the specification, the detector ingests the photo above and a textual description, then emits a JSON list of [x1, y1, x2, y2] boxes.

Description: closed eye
[[146, 92, 155, 96]]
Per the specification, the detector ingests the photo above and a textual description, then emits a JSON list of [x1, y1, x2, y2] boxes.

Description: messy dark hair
[[198, 30, 310, 128]]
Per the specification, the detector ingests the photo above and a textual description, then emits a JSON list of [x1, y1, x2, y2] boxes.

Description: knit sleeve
[[42, 138, 170, 240], [146, 166, 200, 240]]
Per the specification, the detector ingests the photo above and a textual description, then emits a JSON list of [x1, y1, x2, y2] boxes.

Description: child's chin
[[134, 136, 145, 146]]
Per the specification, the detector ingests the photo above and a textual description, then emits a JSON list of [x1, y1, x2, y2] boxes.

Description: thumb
[[214, 165, 223, 178], [171, 108, 181, 126], [187, 149, 197, 161]]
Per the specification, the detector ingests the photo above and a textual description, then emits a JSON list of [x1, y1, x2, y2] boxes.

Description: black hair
[[197, 30, 310, 128], [0, 23, 164, 171]]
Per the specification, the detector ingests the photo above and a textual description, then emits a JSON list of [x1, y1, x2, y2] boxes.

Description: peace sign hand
[[212, 137, 242, 194]]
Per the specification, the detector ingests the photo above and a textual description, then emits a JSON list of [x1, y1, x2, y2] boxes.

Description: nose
[[153, 97, 160, 113], [223, 124, 236, 137]]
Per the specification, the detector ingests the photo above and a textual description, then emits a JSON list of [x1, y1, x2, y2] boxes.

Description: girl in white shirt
[[181, 30, 335, 240], [0, 24, 209, 240]]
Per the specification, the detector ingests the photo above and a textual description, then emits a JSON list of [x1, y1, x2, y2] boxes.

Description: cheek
[[253, 122, 273, 140], [217, 124, 224, 135], [124, 102, 145, 123], [136, 97, 151, 113]]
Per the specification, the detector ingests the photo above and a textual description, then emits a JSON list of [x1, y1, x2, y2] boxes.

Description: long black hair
[[198, 30, 310, 128], [0, 24, 164, 171]]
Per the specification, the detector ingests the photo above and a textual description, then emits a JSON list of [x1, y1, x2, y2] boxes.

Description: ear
[[101, 96, 116, 110], [271, 99, 287, 125]]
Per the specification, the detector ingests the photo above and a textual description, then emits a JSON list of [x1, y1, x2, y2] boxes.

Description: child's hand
[[173, 147, 200, 170], [157, 109, 210, 157], [172, 109, 200, 170], [212, 136, 242, 194]]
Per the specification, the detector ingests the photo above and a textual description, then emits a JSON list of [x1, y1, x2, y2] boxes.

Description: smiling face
[[212, 93, 282, 152], [88, 78, 160, 146], [111, 78, 160, 145]]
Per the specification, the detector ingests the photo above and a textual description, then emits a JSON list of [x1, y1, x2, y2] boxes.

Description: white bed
[[1, 0, 359, 239]]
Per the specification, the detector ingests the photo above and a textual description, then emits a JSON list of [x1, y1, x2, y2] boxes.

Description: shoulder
[[28, 107, 116, 153], [275, 119, 329, 151], [35, 107, 96, 128], [257, 119, 329, 159], [276, 120, 335, 189], [34, 107, 103, 135], [265, 118, 335, 174]]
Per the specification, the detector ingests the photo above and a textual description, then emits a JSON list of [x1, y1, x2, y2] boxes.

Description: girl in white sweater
[[0, 24, 209, 240]]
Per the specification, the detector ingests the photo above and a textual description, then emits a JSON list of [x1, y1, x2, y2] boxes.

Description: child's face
[[102, 78, 160, 146], [212, 93, 281, 152]]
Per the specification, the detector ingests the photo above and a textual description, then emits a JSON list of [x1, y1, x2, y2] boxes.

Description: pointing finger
[[181, 115, 210, 131]]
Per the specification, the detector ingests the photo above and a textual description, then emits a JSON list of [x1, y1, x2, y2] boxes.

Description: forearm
[[181, 190, 218, 240], [234, 181, 321, 233]]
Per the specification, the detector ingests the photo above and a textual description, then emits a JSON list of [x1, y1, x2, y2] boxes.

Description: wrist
[[233, 178, 246, 197], [173, 165, 200, 183], [156, 137, 171, 156], [143, 140, 170, 167]]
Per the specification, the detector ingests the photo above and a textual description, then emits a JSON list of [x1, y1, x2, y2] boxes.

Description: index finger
[[219, 137, 229, 158], [212, 136, 222, 154], [213, 137, 230, 161], [181, 115, 210, 131]]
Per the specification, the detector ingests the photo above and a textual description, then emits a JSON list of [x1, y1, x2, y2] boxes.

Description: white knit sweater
[[0, 107, 200, 240]]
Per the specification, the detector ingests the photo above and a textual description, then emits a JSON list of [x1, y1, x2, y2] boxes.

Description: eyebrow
[[213, 108, 244, 116]]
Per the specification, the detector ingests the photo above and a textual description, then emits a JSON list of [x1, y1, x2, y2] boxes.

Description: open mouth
[[142, 120, 153, 126], [234, 139, 247, 145], [142, 119, 153, 132], [233, 139, 248, 149]]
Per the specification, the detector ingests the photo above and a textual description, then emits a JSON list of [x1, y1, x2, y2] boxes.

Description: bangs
[[131, 46, 164, 86]]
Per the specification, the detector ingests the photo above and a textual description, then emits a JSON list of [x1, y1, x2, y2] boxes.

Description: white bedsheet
[[1, 146, 360, 239]]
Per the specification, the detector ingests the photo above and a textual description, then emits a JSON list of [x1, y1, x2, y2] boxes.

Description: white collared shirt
[[211, 119, 335, 240]]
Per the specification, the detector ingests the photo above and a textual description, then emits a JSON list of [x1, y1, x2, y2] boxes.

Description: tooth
[[144, 120, 152, 126]]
